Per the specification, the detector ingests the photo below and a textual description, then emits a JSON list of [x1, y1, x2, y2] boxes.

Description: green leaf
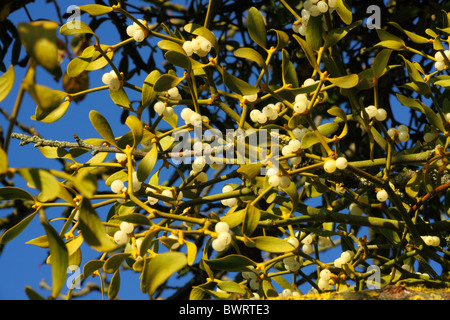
[[104, 253, 131, 273], [109, 88, 132, 110], [217, 281, 247, 294], [0, 211, 38, 245], [165, 50, 192, 70], [306, 15, 323, 51], [262, 278, 278, 298], [18, 21, 62, 78], [0, 147, 7, 175], [125, 114, 143, 149], [78, 198, 117, 252], [269, 29, 289, 51], [25, 286, 46, 300], [396, 94, 444, 132], [374, 40, 406, 51], [79, 4, 113, 16], [282, 49, 299, 87], [82, 259, 104, 278], [234, 47, 267, 73], [405, 170, 423, 198], [389, 22, 430, 44], [324, 21, 361, 49], [221, 67, 259, 96], [18, 168, 60, 202], [137, 143, 158, 183], [301, 131, 321, 149], [60, 21, 94, 36], [0, 186, 35, 202], [327, 74, 359, 88], [24, 82, 68, 123], [292, 34, 320, 73], [335, 0, 353, 25], [242, 204, 261, 236], [0, 65, 14, 102], [39, 211, 69, 299], [373, 49, 392, 79], [154, 74, 183, 92], [108, 269, 121, 300], [142, 70, 160, 109], [141, 252, 187, 296], [185, 240, 197, 266], [237, 162, 263, 180], [89, 110, 119, 148], [246, 7, 267, 49], [203, 254, 257, 272], [252, 236, 295, 253]]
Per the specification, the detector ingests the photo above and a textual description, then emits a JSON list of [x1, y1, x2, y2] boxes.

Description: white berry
[[120, 221, 134, 234], [323, 159, 337, 173], [335, 157, 348, 170], [110, 179, 125, 194], [376, 189, 388, 202], [114, 230, 129, 245], [215, 221, 230, 234]]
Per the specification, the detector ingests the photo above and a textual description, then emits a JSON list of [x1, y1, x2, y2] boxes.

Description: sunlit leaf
[[60, 21, 94, 36], [252, 236, 295, 253], [18, 21, 62, 78], [18, 168, 60, 202], [203, 254, 257, 272], [242, 204, 261, 236], [141, 252, 187, 296], [335, 0, 353, 25], [0, 65, 14, 102], [79, 4, 113, 16], [247, 7, 267, 49], [39, 211, 69, 299], [0, 211, 37, 245], [78, 198, 117, 252], [137, 143, 158, 183], [89, 110, 119, 148]]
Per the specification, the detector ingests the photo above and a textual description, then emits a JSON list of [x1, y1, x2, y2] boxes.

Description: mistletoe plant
[[1, 0, 450, 300]]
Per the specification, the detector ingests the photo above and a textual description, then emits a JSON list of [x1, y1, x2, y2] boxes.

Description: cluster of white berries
[[220, 185, 238, 207], [317, 268, 334, 290], [182, 36, 213, 57], [102, 70, 121, 91], [421, 235, 440, 246], [110, 172, 142, 195], [266, 164, 292, 189], [293, 93, 310, 114], [292, 0, 336, 36], [434, 49, 450, 71], [153, 87, 181, 117], [126, 19, 147, 42], [113, 221, 135, 245], [361, 104, 387, 122], [323, 156, 348, 173], [333, 249, 355, 268], [211, 221, 232, 252], [282, 138, 302, 159], [241, 266, 260, 291], [278, 288, 301, 298], [297, 231, 331, 255], [180, 107, 207, 126], [387, 124, 410, 143], [249, 102, 283, 124]]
